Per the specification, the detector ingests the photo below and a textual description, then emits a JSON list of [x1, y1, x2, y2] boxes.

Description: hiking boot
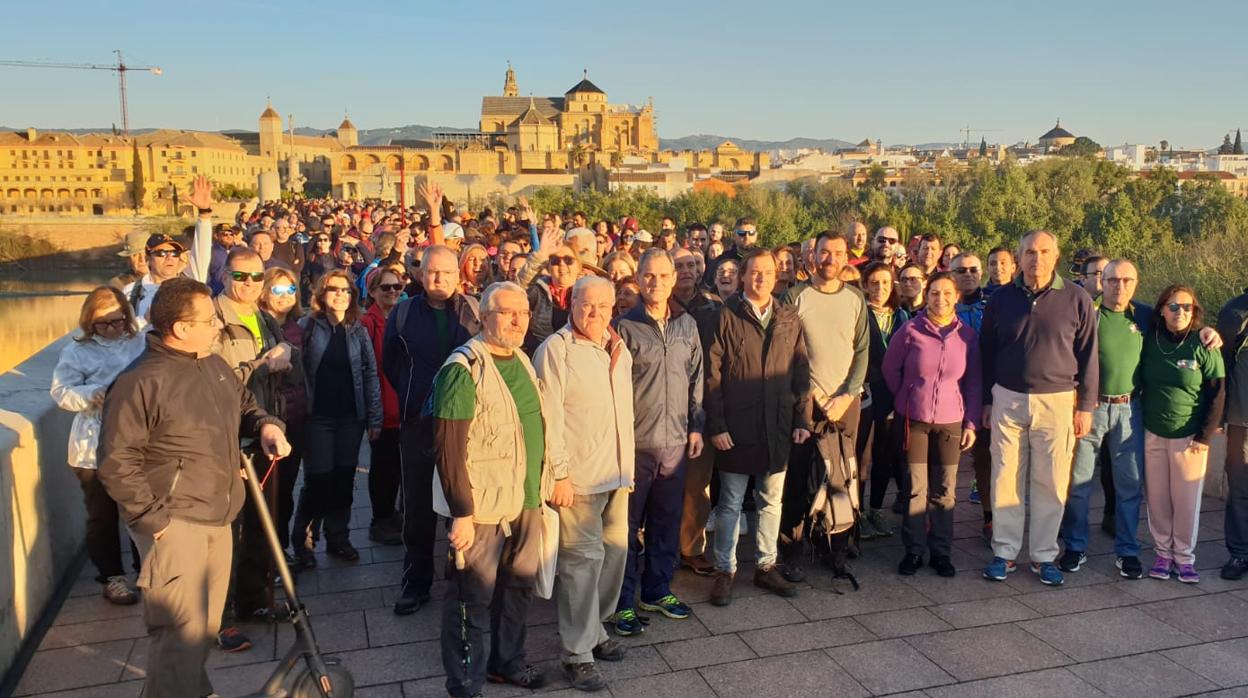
[[393, 587, 431, 616], [639, 594, 691, 619], [563, 662, 607, 692], [216, 626, 252, 652], [968, 479, 981, 504], [1058, 549, 1087, 573], [1222, 556, 1248, 580], [326, 540, 359, 562], [1031, 562, 1064, 586], [983, 557, 1016, 581], [931, 556, 956, 578], [753, 564, 798, 597], [1176, 563, 1200, 584], [780, 560, 806, 583], [1116, 556, 1144, 580], [610, 608, 645, 636], [368, 519, 402, 545], [592, 639, 626, 662], [488, 664, 546, 689], [710, 570, 734, 606], [102, 575, 138, 605], [291, 546, 317, 572], [866, 508, 893, 537], [898, 553, 923, 576], [681, 553, 715, 576], [1149, 556, 1173, 580], [858, 509, 881, 540]]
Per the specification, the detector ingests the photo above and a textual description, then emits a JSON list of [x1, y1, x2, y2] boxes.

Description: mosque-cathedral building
[[0, 66, 766, 215]]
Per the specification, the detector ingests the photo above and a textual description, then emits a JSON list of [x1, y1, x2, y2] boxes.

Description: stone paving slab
[[15, 463, 1248, 697]]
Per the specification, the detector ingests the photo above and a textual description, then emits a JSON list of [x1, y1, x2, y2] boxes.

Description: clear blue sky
[[3, 0, 1243, 149]]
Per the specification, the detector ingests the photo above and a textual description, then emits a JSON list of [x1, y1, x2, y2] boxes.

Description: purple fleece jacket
[[882, 313, 982, 429]]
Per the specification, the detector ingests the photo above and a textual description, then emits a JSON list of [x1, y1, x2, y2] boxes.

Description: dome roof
[[565, 76, 604, 96], [1040, 121, 1074, 141]]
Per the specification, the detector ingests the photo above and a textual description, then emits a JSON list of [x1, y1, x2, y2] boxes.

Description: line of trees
[[527, 157, 1248, 310]]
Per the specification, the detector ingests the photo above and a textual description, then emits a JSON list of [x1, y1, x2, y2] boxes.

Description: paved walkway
[[12, 462, 1248, 698]]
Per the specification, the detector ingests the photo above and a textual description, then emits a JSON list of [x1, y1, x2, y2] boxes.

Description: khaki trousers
[[989, 385, 1077, 564], [556, 488, 629, 663], [1144, 431, 1208, 565], [133, 518, 233, 698], [680, 442, 716, 557]]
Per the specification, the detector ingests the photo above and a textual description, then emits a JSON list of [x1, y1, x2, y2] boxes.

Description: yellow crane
[[0, 50, 162, 136]]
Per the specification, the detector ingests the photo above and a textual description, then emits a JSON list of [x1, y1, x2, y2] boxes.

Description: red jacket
[[361, 302, 401, 429]]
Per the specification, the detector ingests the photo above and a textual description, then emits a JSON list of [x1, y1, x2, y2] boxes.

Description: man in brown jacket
[[705, 249, 813, 606]]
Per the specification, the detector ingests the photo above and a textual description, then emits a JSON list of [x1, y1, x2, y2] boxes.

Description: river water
[[0, 271, 116, 375]]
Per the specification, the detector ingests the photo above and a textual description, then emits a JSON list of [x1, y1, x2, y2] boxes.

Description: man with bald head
[[384, 244, 482, 615], [980, 230, 1098, 587], [870, 226, 906, 269], [847, 221, 869, 267]]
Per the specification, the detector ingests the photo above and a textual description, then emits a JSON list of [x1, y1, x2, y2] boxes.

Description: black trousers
[[779, 397, 860, 562], [898, 420, 961, 558], [293, 416, 365, 549], [74, 467, 139, 581], [232, 442, 300, 616], [400, 419, 440, 596], [276, 421, 305, 551], [369, 427, 403, 524]]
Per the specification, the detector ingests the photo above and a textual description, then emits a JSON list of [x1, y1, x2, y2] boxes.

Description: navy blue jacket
[[382, 292, 481, 423], [980, 275, 1099, 411]]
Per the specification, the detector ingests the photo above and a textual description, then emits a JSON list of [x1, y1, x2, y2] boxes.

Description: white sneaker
[[103, 575, 138, 605]]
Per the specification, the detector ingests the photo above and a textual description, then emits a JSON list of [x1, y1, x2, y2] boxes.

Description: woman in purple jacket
[[883, 272, 982, 577]]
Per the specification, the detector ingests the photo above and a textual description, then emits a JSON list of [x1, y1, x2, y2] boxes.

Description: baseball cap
[[118, 230, 148, 257], [443, 222, 465, 240], [623, 217, 640, 232], [145, 233, 186, 253], [635, 230, 654, 243]]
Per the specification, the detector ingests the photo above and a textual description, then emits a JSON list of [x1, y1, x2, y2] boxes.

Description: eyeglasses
[[1104, 277, 1136, 285], [490, 309, 532, 319], [92, 318, 127, 333], [549, 255, 577, 266], [953, 267, 981, 275], [181, 315, 221, 327], [269, 284, 298, 296], [150, 249, 182, 259], [1167, 302, 1194, 312], [378, 283, 404, 292], [230, 271, 265, 282], [324, 286, 352, 295]]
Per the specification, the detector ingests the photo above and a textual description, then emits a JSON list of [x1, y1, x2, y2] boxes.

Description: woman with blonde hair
[[602, 251, 638, 284], [458, 243, 491, 297], [50, 286, 146, 604]]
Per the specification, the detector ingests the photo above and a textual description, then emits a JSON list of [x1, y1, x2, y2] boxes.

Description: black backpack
[[804, 419, 861, 591]]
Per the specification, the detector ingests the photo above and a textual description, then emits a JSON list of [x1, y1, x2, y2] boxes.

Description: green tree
[[1058, 136, 1102, 158], [1235, 129, 1244, 155], [130, 143, 146, 211], [979, 137, 987, 158]]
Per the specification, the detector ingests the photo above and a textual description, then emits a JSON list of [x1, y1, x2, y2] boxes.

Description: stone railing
[[0, 335, 84, 685]]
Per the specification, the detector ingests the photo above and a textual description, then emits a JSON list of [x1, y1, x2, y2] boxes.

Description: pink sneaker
[[1176, 563, 1200, 583], [1149, 556, 1173, 580]]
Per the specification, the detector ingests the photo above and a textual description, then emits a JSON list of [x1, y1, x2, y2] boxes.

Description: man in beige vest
[[435, 281, 566, 697]]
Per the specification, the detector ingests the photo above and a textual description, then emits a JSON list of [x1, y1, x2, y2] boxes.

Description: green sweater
[[1140, 328, 1226, 443]]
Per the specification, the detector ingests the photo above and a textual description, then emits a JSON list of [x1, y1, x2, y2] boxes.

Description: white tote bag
[[535, 502, 560, 599]]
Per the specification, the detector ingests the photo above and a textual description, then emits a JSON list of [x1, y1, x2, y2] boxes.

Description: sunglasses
[[877, 237, 899, 244], [269, 284, 298, 296], [324, 286, 352, 295], [953, 267, 981, 274], [378, 283, 404, 293], [92, 318, 127, 333], [1167, 302, 1194, 312], [735, 230, 757, 237], [230, 271, 265, 282], [150, 249, 182, 258], [549, 255, 577, 266]]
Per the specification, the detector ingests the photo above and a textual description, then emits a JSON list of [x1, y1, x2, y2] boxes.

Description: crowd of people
[[47, 172, 1248, 697]]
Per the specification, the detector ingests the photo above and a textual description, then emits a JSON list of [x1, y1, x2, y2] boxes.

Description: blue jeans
[[617, 446, 686, 611], [713, 470, 786, 573], [1059, 400, 1144, 557]]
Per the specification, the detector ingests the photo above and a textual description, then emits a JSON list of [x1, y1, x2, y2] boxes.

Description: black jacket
[[382, 292, 481, 422], [97, 334, 283, 537]]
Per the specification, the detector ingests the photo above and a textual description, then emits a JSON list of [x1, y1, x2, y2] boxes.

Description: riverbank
[[0, 216, 186, 270]]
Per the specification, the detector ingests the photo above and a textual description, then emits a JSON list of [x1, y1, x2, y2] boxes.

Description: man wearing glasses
[[703, 217, 758, 288], [211, 248, 294, 643], [207, 224, 243, 296], [98, 277, 291, 698], [869, 226, 906, 270], [124, 233, 189, 328], [952, 252, 995, 538]]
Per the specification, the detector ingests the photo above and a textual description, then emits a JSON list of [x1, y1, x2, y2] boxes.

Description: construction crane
[[959, 125, 1001, 149], [0, 51, 162, 136]]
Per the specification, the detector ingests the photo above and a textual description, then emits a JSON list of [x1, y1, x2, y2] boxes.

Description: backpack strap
[[127, 279, 144, 312]]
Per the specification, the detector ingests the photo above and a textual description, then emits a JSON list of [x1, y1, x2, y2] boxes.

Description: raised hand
[[418, 181, 444, 219], [189, 175, 213, 212]]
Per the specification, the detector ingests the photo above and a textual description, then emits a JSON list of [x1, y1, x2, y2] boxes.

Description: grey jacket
[[300, 315, 383, 429], [614, 304, 705, 449]]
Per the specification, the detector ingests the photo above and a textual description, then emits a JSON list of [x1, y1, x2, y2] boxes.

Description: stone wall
[[0, 336, 84, 684]]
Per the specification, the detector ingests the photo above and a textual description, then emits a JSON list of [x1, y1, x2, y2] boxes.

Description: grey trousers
[[556, 488, 629, 663], [133, 518, 232, 698], [441, 507, 541, 698]]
